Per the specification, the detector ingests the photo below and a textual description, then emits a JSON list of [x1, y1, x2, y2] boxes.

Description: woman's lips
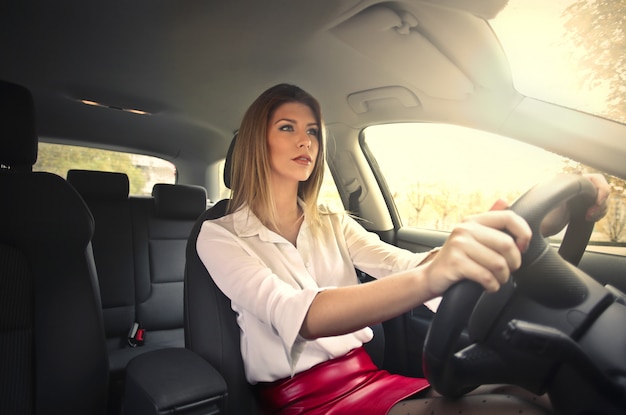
[[293, 155, 312, 165]]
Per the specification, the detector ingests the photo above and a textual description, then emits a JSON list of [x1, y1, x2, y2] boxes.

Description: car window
[[34, 142, 177, 196], [363, 123, 626, 255]]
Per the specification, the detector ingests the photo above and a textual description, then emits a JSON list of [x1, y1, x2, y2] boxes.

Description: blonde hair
[[227, 84, 325, 231]]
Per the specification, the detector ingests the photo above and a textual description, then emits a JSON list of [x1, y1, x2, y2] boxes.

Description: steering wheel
[[421, 174, 625, 412]]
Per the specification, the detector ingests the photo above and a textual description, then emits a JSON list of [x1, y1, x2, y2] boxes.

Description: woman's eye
[[307, 128, 319, 137], [279, 124, 294, 132]]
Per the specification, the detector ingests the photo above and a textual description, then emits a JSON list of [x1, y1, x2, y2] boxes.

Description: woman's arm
[[301, 209, 531, 339], [303, 174, 611, 340]]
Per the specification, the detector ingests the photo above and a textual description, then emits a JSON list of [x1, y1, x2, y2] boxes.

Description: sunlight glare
[[490, 0, 610, 115]]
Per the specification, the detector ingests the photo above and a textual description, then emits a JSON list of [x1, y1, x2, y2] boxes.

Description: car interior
[[2, 0, 626, 414]]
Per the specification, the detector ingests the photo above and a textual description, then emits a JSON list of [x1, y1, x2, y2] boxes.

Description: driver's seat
[[185, 198, 255, 415], [184, 135, 263, 414]]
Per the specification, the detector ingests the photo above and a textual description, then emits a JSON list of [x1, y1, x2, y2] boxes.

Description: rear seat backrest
[[66, 169, 136, 350], [131, 183, 208, 344]]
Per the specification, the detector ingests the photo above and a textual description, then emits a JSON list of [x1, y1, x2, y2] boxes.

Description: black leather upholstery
[[0, 80, 109, 414]]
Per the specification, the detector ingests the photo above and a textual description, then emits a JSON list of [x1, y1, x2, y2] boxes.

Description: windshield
[[490, 0, 625, 124]]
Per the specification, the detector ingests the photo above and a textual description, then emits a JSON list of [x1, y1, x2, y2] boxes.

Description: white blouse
[[196, 203, 432, 384]]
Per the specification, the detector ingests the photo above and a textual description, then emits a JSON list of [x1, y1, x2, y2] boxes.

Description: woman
[[197, 83, 609, 414]]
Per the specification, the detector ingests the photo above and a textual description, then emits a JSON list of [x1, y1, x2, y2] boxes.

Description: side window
[[363, 123, 626, 254], [34, 142, 177, 196]]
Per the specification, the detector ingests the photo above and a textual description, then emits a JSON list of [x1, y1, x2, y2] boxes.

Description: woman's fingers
[[442, 229, 511, 292], [424, 210, 531, 295], [463, 210, 531, 254], [584, 173, 610, 222]]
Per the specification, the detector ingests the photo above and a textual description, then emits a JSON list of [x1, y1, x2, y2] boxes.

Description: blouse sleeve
[[339, 212, 435, 278], [196, 219, 322, 368]]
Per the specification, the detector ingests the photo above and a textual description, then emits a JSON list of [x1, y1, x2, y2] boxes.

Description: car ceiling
[[3, 0, 625, 183], [0, 0, 516, 164]]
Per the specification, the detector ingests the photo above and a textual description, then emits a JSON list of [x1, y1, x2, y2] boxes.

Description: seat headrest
[[152, 183, 207, 220], [67, 169, 130, 201], [0, 80, 38, 170], [223, 133, 237, 189]]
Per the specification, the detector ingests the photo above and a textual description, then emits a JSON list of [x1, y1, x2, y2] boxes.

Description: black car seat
[[66, 170, 207, 414], [185, 136, 257, 415], [184, 135, 385, 414], [0, 80, 109, 414]]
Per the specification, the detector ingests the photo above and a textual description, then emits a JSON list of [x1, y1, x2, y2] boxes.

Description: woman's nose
[[298, 133, 311, 149]]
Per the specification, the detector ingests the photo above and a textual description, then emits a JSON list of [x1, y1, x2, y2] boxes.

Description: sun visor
[[330, 5, 474, 100]]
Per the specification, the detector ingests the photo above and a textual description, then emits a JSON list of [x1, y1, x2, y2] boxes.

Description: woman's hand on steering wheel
[[420, 173, 609, 300], [540, 173, 610, 236], [421, 209, 531, 297]]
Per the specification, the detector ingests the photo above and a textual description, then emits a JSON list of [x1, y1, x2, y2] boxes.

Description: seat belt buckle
[[128, 322, 146, 347]]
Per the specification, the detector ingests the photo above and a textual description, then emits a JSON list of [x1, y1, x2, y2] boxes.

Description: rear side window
[[34, 142, 176, 196]]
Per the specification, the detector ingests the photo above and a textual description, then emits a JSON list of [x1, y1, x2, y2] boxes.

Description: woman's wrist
[[409, 262, 441, 304]]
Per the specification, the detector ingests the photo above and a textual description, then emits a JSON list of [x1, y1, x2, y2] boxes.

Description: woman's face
[[267, 102, 319, 186]]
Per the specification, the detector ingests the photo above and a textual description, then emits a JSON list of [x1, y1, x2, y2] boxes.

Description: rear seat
[[131, 182, 208, 352], [66, 170, 207, 410]]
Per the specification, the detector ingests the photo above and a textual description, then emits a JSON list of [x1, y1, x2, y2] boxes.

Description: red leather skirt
[[254, 347, 430, 414]]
